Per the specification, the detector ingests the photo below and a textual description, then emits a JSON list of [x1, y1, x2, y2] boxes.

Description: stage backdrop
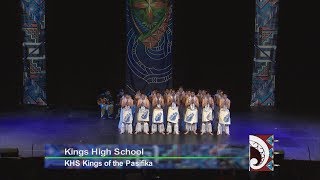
[[126, 0, 173, 95], [251, 0, 279, 107], [21, 0, 47, 105]]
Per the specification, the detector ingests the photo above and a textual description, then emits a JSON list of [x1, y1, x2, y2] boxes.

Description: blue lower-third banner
[[45, 144, 248, 169]]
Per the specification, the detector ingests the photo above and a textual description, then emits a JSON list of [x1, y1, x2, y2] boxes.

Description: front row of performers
[[98, 88, 231, 136]]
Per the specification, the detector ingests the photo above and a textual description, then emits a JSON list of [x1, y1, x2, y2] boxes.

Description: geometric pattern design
[[267, 160, 274, 171], [125, 0, 173, 95], [249, 134, 274, 171], [267, 135, 274, 147], [251, 0, 279, 107], [21, 0, 47, 105]]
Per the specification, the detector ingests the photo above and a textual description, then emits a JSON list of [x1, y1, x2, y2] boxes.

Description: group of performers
[[109, 87, 231, 136], [97, 90, 115, 119]]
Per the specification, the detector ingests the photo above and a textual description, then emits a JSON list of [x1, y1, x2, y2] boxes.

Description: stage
[[0, 107, 319, 161]]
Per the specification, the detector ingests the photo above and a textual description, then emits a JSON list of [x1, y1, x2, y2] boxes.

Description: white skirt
[[219, 107, 231, 125], [152, 108, 164, 124], [122, 107, 133, 124], [202, 107, 213, 122], [137, 107, 149, 122], [167, 106, 179, 124], [184, 108, 198, 124]]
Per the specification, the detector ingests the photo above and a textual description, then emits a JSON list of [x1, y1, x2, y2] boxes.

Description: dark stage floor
[[0, 108, 319, 161]]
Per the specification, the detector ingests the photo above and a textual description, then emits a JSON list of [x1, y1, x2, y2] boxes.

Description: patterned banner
[[126, 0, 173, 95], [251, 0, 279, 107], [21, 0, 47, 105], [249, 134, 274, 171]]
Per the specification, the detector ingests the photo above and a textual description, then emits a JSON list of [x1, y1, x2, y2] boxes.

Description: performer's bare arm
[[197, 95, 201, 104], [202, 98, 207, 107], [145, 99, 150, 108], [128, 98, 134, 107], [181, 95, 185, 105], [134, 94, 140, 103], [166, 95, 172, 106], [137, 99, 142, 108], [163, 94, 167, 104], [185, 97, 190, 107], [195, 97, 200, 108], [120, 97, 126, 108], [160, 97, 165, 107], [218, 99, 224, 108], [226, 99, 231, 109], [152, 97, 157, 108], [215, 96, 220, 106]]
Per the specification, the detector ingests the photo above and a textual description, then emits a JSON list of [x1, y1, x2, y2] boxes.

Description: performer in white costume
[[201, 93, 214, 135], [151, 92, 165, 134], [119, 95, 134, 134], [184, 92, 199, 135], [135, 93, 150, 134], [217, 93, 231, 135], [213, 90, 223, 132], [133, 90, 141, 123], [166, 91, 180, 135]]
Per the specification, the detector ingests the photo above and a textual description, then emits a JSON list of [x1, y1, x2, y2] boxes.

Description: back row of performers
[[113, 88, 231, 136]]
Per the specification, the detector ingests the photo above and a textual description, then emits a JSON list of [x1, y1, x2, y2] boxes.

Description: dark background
[[45, 0, 254, 111], [45, 0, 126, 108], [277, 0, 320, 115], [1, 0, 23, 111], [1, 0, 319, 114]]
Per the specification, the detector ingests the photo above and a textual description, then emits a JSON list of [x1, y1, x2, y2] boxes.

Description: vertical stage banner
[[126, 0, 173, 95], [21, 0, 47, 105], [251, 0, 279, 107]]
